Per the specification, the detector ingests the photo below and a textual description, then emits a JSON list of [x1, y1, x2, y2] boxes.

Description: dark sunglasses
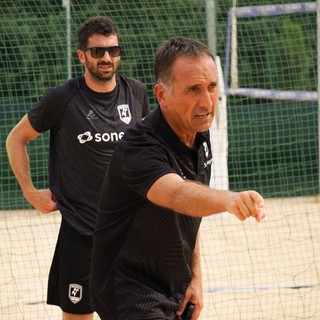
[[85, 45, 122, 58]]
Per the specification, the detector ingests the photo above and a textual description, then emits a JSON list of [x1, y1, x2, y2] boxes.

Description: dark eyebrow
[[185, 84, 200, 92]]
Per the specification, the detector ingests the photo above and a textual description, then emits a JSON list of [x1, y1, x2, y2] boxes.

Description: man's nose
[[199, 91, 213, 107]]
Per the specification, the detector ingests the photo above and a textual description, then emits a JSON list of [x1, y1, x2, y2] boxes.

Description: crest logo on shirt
[[203, 141, 213, 168], [68, 283, 82, 304], [117, 104, 132, 124], [203, 142, 209, 158]]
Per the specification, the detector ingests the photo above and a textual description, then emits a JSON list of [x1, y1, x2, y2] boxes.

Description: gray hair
[[154, 36, 215, 86]]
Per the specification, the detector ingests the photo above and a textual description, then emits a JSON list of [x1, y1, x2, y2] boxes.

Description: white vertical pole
[[210, 56, 229, 192], [206, 0, 216, 56], [62, 0, 72, 79], [206, 1, 229, 197]]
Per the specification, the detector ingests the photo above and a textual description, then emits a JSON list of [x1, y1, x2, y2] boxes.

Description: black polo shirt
[[91, 107, 212, 319]]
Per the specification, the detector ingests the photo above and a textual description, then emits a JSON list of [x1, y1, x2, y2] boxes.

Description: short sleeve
[[121, 139, 176, 198], [28, 80, 76, 132]]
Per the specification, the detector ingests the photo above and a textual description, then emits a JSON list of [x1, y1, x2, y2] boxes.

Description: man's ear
[[77, 49, 85, 64], [154, 83, 167, 107]]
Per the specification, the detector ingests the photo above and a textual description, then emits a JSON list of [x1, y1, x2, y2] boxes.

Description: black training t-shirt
[[91, 107, 212, 319], [28, 74, 149, 235]]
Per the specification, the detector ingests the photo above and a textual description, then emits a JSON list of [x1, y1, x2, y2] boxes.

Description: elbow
[[6, 130, 25, 159], [6, 132, 13, 154]]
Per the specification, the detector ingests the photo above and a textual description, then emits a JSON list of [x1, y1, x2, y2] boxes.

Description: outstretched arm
[[146, 173, 265, 222], [6, 114, 58, 213]]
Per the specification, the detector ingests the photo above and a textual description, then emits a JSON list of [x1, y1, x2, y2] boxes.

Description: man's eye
[[188, 87, 199, 93], [208, 83, 217, 90]]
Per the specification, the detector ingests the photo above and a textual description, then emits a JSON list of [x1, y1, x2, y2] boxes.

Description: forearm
[[148, 173, 265, 221], [6, 133, 35, 195], [176, 232, 203, 318], [6, 116, 57, 213], [172, 180, 235, 217], [190, 232, 202, 284]]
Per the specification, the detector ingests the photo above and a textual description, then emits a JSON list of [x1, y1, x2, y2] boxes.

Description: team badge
[[203, 142, 209, 158], [117, 104, 132, 124], [68, 283, 82, 304]]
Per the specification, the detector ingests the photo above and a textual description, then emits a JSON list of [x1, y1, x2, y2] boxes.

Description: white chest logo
[[77, 131, 93, 144], [117, 104, 132, 124], [203, 141, 209, 158]]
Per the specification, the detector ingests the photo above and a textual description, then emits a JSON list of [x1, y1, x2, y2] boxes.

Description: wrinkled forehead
[[171, 54, 218, 83]]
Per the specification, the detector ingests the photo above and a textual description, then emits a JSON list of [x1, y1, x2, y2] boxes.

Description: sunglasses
[[85, 45, 122, 58]]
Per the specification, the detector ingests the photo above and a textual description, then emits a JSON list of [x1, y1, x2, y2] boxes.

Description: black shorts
[[47, 218, 94, 314]]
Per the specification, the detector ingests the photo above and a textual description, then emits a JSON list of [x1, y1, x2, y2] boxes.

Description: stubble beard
[[85, 58, 119, 84]]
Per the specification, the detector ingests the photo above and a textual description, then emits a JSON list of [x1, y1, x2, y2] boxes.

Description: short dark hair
[[77, 16, 120, 50], [154, 36, 214, 85]]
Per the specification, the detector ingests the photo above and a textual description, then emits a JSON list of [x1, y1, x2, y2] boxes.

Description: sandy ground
[[1, 196, 319, 319]]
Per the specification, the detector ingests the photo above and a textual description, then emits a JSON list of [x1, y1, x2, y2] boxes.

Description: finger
[[176, 300, 188, 317], [238, 191, 265, 220], [255, 210, 266, 222], [240, 192, 262, 217], [232, 209, 246, 221], [250, 191, 264, 210], [256, 199, 265, 212], [190, 304, 202, 320], [237, 201, 251, 219], [235, 192, 255, 219]]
